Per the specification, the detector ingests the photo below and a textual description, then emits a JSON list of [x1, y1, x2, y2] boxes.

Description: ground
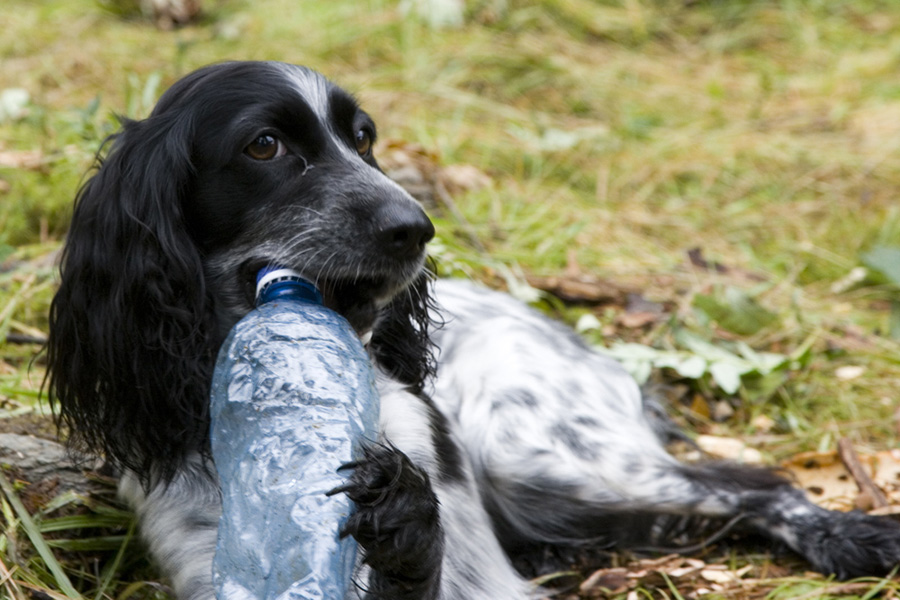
[[1, 1, 900, 598]]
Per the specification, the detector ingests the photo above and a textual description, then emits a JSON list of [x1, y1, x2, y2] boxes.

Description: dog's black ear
[[369, 268, 439, 394], [46, 113, 214, 485]]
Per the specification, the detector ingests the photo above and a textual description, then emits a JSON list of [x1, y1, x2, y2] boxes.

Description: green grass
[[2, 0, 900, 597]]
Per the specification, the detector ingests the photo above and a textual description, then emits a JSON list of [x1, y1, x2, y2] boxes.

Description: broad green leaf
[[674, 355, 708, 379], [693, 287, 778, 336], [655, 353, 707, 379], [598, 331, 790, 395], [735, 341, 788, 374], [709, 361, 742, 394], [625, 359, 653, 384], [678, 331, 743, 363], [861, 245, 900, 287], [599, 342, 662, 361], [575, 313, 602, 333]]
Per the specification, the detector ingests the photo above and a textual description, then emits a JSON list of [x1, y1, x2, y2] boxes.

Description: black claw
[[325, 482, 353, 497], [333, 442, 444, 599]]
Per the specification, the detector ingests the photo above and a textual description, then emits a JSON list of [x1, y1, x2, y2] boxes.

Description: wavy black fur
[[47, 114, 217, 485], [369, 264, 440, 395]]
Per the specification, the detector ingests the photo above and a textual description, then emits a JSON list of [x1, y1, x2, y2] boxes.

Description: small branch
[[837, 438, 888, 509], [5, 334, 47, 345]]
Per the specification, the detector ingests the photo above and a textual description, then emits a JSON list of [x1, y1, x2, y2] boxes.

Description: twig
[[0, 554, 23, 600], [837, 438, 888, 509], [5, 334, 47, 345]]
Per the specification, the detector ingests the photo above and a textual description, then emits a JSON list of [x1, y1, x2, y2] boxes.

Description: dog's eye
[[245, 135, 286, 160], [355, 129, 372, 156]]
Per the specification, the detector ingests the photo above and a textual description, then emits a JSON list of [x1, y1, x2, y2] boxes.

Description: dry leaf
[[690, 395, 711, 419], [579, 567, 629, 594], [617, 311, 659, 329], [782, 450, 857, 509], [526, 273, 626, 305], [668, 564, 702, 578], [700, 569, 734, 584], [696, 434, 764, 463], [380, 139, 441, 207], [699, 564, 752, 584], [438, 164, 492, 194], [835, 365, 866, 380], [751, 414, 776, 433], [711, 400, 734, 421], [688, 247, 728, 273], [0, 149, 44, 170], [779, 449, 899, 510]]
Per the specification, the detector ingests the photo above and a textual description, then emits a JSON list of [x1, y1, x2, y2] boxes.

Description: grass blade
[[0, 470, 79, 598], [94, 519, 136, 600]]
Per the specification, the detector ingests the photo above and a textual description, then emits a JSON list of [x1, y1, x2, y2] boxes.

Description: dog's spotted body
[[46, 61, 900, 600]]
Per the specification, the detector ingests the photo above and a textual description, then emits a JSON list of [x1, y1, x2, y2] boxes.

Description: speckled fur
[[49, 62, 900, 600]]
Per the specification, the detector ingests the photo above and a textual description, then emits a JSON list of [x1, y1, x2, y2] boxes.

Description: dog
[[46, 61, 900, 600]]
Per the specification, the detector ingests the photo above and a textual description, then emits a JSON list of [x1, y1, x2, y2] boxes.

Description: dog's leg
[[335, 442, 444, 600], [475, 439, 900, 579], [672, 461, 900, 579], [118, 456, 220, 600], [343, 376, 531, 600], [431, 279, 900, 580]]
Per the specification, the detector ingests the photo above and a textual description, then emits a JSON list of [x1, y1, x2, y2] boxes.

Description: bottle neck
[[256, 268, 324, 307]]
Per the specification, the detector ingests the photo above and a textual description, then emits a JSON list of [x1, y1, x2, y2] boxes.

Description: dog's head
[[149, 61, 435, 336], [46, 62, 436, 482]]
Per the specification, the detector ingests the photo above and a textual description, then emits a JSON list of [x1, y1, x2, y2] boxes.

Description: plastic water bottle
[[209, 267, 380, 600]]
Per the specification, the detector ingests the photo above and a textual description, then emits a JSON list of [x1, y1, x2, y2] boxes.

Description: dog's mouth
[[241, 260, 411, 338], [317, 277, 393, 338]]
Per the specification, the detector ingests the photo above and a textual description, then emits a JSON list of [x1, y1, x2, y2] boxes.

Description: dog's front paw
[[329, 443, 443, 599]]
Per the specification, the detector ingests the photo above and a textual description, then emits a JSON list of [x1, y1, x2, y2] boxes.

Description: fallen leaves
[[379, 138, 492, 210], [695, 434, 764, 464], [525, 273, 628, 305], [0, 148, 44, 170], [574, 554, 765, 599], [570, 550, 897, 600], [781, 445, 900, 512]]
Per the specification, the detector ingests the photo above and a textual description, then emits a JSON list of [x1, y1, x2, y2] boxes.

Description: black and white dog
[[46, 61, 900, 600]]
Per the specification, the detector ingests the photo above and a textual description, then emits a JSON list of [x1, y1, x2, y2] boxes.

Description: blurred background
[[2, 1, 900, 598]]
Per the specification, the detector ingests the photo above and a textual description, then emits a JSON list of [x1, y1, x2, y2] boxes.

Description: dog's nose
[[374, 203, 435, 258]]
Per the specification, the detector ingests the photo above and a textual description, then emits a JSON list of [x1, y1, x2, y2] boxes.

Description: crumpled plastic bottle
[[209, 267, 379, 600]]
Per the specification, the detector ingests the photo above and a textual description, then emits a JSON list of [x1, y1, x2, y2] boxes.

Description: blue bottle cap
[[256, 267, 324, 306]]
